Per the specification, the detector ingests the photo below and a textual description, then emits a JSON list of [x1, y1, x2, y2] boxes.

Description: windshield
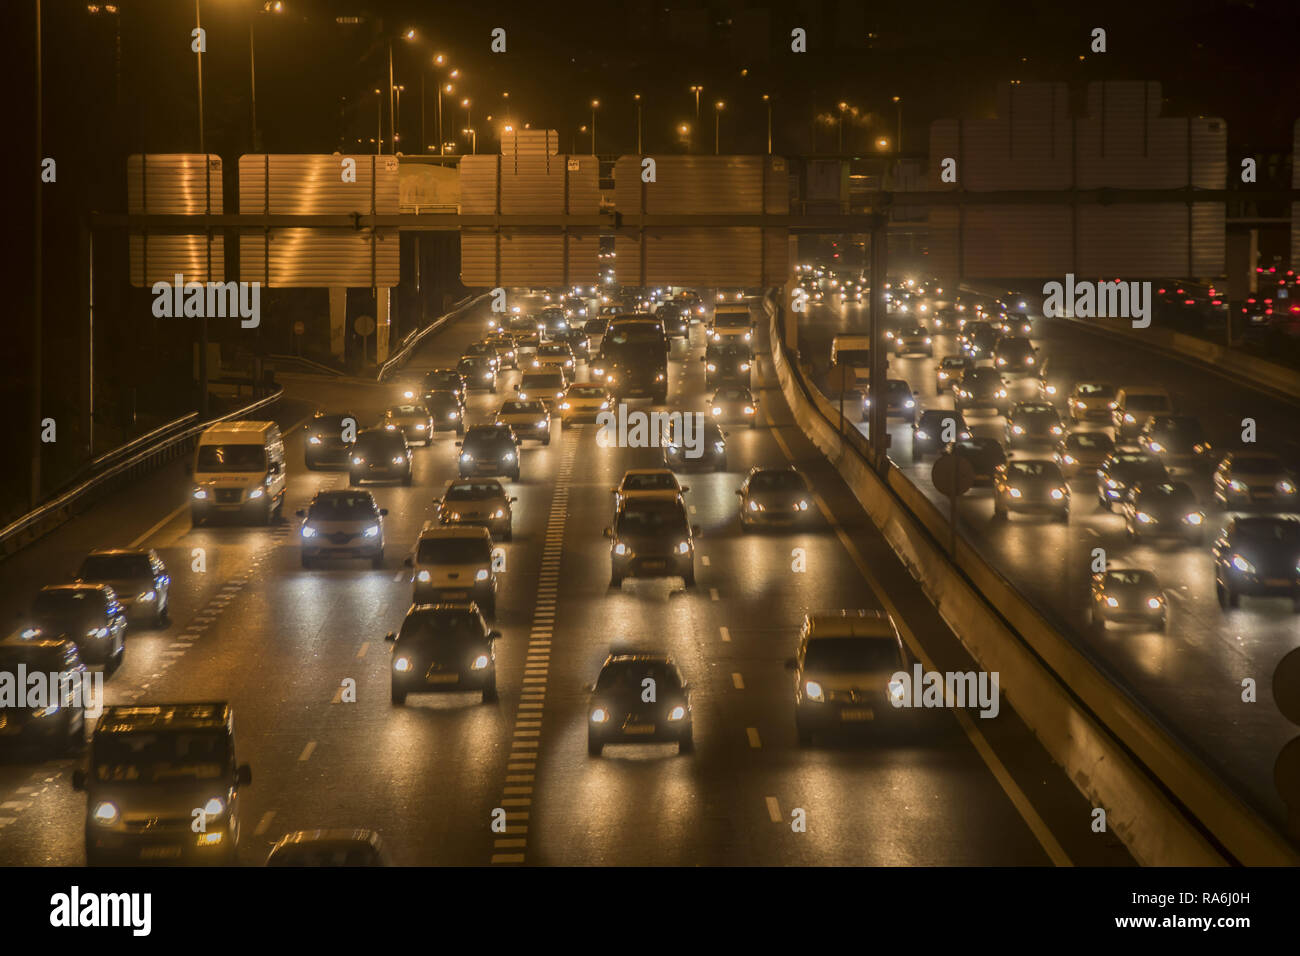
[[604, 324, 665, 346], [804, 638, 900, 672], [387, 405, 425, 417], [568, 385, 606, 398], [522, 375, 564, 389], [1231, 456, 1284, 474], [1076, 384, 1114, 397], [309, 494, 376, 519], [425, 371, 459, 387], [79, 555, 151, 580], [416, 539, 491, 564], [623, 473, 678, 492], [398, 611, 485, 643], [835, 349, 870, 366], [312, 415, 353, 434], [34, 590, 104, 615], [750, 471, 805, 491], [355, 433, 405, 455], [1106, 570, 1152, 587], [1069, 433, 1112, 449], [444, 482, 502, 501], [93, 731, 230, 784], [595, 661, 681, 693], [714, 313, 750, 328], [1142, 483, 1195, 504], [617, 503, 688, 537], [196, 444, 266, 472], [1236, 520, 1300, 543], [499, 401, 543, 415], [1007, 462, 1059, 479]]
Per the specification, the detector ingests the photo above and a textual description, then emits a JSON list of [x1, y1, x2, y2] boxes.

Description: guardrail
[[1, 386, 284, 560], [763, 292, 1299, 866], [377, 292, 489, 383]]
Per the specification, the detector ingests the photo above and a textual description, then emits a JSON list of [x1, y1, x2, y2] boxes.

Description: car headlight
[[389, 456, 404, 465], [804, 680, 825, 703], [997, 357, 1006, 366], [415, 423, 426, 431], [403, 390, 415, 399], [471, 654, 491, 670], [904, 400, 915, 409], [308, 435, 322, 445], [1050, 488, 1066, 501], [797, 499, 809, 511], [301, 525, 318, 538], [706, 363, 717, 372], [1124, 413, 1136, 423], [712, 407, 722, 415], [448, 411, 459, 420], [363, 525, 380, 538], [394, 657, 411, 672], [385, 423, 397, 431], [889, 677, 906, 702], [416, 570, 431, 583], [461, 453, 473, 463], [192, 488, 208, 500], [1184, 512, 1204, 525], [560, 402, 571, 409], [1278, 480, 1296, 494], [1105, 478, 1120, 489], [92, 801, 120, 826], [1008, 487, 1022, 498], [203, 796, 225, 818], [613, 542, 628, 556], [503, 452, 515, 462], [1231, 554, 1255, 574], [744, 406, 755, 414], [1062, 454, 1076, 465], [1105, 596, 1120, 608], [1146, 597, 1163, 610], [590, 708, 609, 723], [248, 487, 264, 500], [667, 705, 686, 721], [1011, 425, 1025, 435], [536, 421, 547, 429], [353, 456, 365, 465], [1050, 425, 1063, 435], [475, 569, 490, 582], [1228, 479, 1246, 493], [676, 541, 690, 554], [714, 442, 725, 453]]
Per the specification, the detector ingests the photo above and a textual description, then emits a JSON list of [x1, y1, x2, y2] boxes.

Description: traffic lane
[[529, 335, 1072, 866], [876, 329, 1299, 825]]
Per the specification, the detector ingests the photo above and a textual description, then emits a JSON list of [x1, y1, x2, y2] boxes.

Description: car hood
[[803, 669, 894, 693]]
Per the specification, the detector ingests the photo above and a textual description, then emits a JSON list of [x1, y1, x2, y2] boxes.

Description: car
[[893, 324, 933, 356], [74, 548, 171, 627], [1004, 401, 1064, 449], [929, 309, 960, 334], [1139, 415, 1214, 471], [1111, 386, 1174, 440], [483, 333, 519, 370], [0, 629, 88, 757], [422, 368, 466, 403], [605, 496, 699, 588], [709, 385, 759, 427], [912, 410, 971, 458], [583, 317, 609, 340], [190, 421, 286, 525], [532, 342, 576, 373], [865, 379, 918, 424], [266, 830, 390, 867], [1096, 451, 1169, 510], [382, 403, 434, 447], [458, 355, 498, 393], [1054, 430, 1115, 478], [702, 342, 753, 389], [996, 313, 1034, 337], [552, 327, 591, 360], [612, 469, 688, 508], [304, 411, 358, 470], [424, 389, 466, 435], [349, 427, 412, 486], [495, 399, 552, 446], [515, 369, 568, 410], [31, 584, 127, 671], [437, 479, 516, 541], [737, 467, 814, 530], [934, 355, 971, 393], [1067, 382, 1117, 423], [664, 419, 727, 472], [297, 491, 387, 568], [462, 341, 501, 368], [655, 302, 690, 338], [73, 702, 251, 865], [708, 305, 753, 344], [993, 460, 1070, 521], [512, 331, 541, 363], [385, 603, 500, 705], [407, 524, 498, 617], [559, 383, 611, 423], [1212, 451, 1297, 510], [992, 335, 1038, 375], [960, 322, 1000, 360], [1089, 569, 1167, 631], [537, 306, 570, 340], [1212, 515, 1300, 610], [786, 610, 909, 745], [1121, 481, 1206, 543], [949, 436, 1006, 485], [457, 423, 521, 481], [586, 653, 692, 756], [952, 367, 1008, 415]]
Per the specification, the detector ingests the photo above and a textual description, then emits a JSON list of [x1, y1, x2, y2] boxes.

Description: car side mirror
[[236, 764, 253, 786], [783, 658, 798, 671], [454, 441, 462, 447], [295, 509, 305, 518], [71, 769, 87, 790], [679, 485, 689, 493], [602, 527, 614, 538], [509, 496, 518, 503], [384, 631, 396, 642], [734, 489, 743, 496], [380, 508, 389, 516], [488, 630, 502, 641]]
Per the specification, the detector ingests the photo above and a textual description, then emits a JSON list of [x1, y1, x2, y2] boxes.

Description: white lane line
[[298, 741, 316, 762], [392, 571, 405, 582], [765, 796, 782, 823], [719, 626, 731, 643], [732, 673, 745, 689], [254, 811, 276, 835], [746, 727, 762, 749]]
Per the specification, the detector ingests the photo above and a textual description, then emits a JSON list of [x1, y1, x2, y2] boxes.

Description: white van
[[830, 334, 873, 385], [406, 524, 498, 619], [709, 304, 754, 344], [190, 421, 286, 525]]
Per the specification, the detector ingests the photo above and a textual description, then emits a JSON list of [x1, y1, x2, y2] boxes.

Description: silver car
[[298, 490, 387, 569]]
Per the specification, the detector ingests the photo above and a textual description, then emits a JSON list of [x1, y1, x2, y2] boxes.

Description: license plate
[[442, 591, 468, 600], [623, 723, 655, 735], [139, 846, 182, 860], [1255, 492, 1274, 499], [839, 708, 874, 722], [1265, 578, 1290, 588], [642, 560, 666, 570], [426, 673, 460, 684]]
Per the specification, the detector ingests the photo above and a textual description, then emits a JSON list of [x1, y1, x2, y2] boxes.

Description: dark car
[[703, 342, 752, 389], [950, 436, 1006, 485], [553, 327, 591, 360], [952, 367, 1007, 415], [737, 467, 814, 530], [993, 460, 1070, 521], [583, 317, 609, 338], [422, 368, 466, 403], [266, 830, 390, 867], [1004, 401, 1064, 449], [349, 428, 412, 486], [74, 548, 170, 627], [934, 355, 971, 393], [424, 389, 466, 435], [304, 411, 359, 469], [458, 424, 521, 481], [605, 496, 699, 588], [1139, 415, 1214, 471], [865, 379, 918, 424], [655, 302, 690, 338], [709, 385, 760, 427], [961, 323, 1000, 360], [663, 419, 727, 472], [1096, 451, 1170, 510], [912, 410, 971, 459], [992, 335, 1038, 375], [31, 584, 126, 671], [385, 604, 500, 705], [0, 630, 88, 757], [1212, 515, 1300, 610], [1122, 481, 1206, 543], [1089, 569, 1167, 631], [587, 654, 693, 755], [458, 355, 498, 393]]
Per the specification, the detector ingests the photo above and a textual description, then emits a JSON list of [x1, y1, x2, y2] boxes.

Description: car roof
[[85, 547, 152, 558], [269, 829, 384, 852], [601, 652, 674, 668], [802, 610, 896, 639], [96, 703, 233, 734], [417, 524, 493, 540], [312, 489, 375, 503], [39, 582, 111, 595]]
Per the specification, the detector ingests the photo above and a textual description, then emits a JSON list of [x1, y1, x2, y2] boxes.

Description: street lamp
[[634, 93, 642, 153], [387, 28, 416, 154], [837, 101, 848, 153], [438, 82, 454, 155], [245, 0, 283, 152], [591, 99, 600, 153], [762, 93, 771, 154], [373, 88, 382, 155], [713, 100, 724, 155], [892, 95, 902, 152], [463, 127, 476, 154], [461, 99, 473, 152], [394, 84, 405, 150], [690, 85, 702, 123]]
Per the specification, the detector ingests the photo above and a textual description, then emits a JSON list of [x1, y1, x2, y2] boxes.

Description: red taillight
[[1183, 299, 1195, 305], [1157, 287, 1167, 294], [1211, 300, 1222, 306]]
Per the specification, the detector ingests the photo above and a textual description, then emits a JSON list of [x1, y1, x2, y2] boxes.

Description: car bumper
[[664, 450, 725, 470], [590, 719, 691, 744], [0, 714, 70, 747], [1222, 490, 1297, 509], [395, 666, 494, 694], [413, 582, 494, 605], [613, 553, 693, 578], [1004, 497, 1069, 514], [351, 465, 409, 481], [460, 460, 516, 477], [87, 825, 236, 864], [1222, 573, 1300, 597], [1096, 608, 1165, 625], [797, 700, 887, 729], [305, 447, 352, 466], [561, 406, 604, 423], [304, 540, 382, 558]]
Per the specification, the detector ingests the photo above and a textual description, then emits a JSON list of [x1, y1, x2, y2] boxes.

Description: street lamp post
[[439, 82, 454, 155], [462, 98, 473, 152], [591, 99, 599, 154], [394, 84, 405, 151], [634, 93, 642, 153], [763, 93, 772, 154], [892, 95, 902, 152], [194, 0, 211, 417], [374, 88, 382, 154], [713, 100, 724, 155], [837, 101, 847, 153], [463, 127, 476, 154]]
